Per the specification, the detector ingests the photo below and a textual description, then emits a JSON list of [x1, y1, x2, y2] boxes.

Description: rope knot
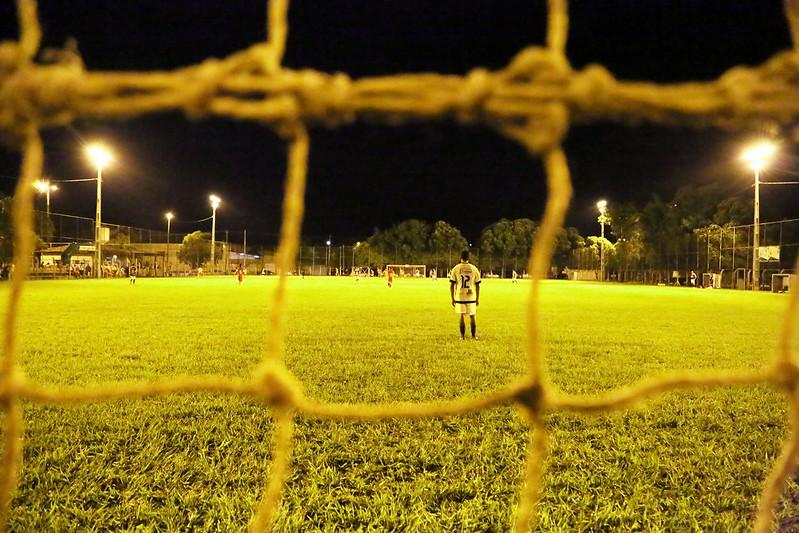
[[456, 68, 495, 124], [0, 42, 21, 74], [185, 58, 225, 117], [761, 50, 799, 80], [568, 64, 616, 115], [516, 382, 544, 416], [773, 360, 799, 389], [295, 71, 354, 126], [719, 66, 759, 117], [501, 46, 570, 83], [0, 370, 25, 403], [253, 362, 303, 408], [501, 103, 568, 155]]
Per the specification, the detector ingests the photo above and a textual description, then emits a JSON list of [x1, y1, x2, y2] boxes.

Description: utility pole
[[753, 168, 760, 290], [243, 229, 247, 268]]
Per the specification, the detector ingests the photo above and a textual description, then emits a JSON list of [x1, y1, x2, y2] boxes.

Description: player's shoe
[[472, 336, 479, 340]]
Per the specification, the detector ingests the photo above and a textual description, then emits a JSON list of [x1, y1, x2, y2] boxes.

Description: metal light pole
[[326, 238, 331, 275], [209, 195, 221, 273], [597, 199, 608, 281], [86, 144, 112, 278], [741, 142, 776, 291], [165, 212, 174, 275], [753, 168, 761, 290], [34, 180, 58, 216]]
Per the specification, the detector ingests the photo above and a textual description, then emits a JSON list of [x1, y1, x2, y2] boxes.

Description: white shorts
[[454, 303, 477, 316]]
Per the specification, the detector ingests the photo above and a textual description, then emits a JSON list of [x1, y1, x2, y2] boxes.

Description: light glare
[[34, 180, 57, 193], [165, 212, 174, 220], [86, 143, 113, 170], [209, 194, 221, 209], [741, 141, 777, 172], [596, 199, 608, 213]]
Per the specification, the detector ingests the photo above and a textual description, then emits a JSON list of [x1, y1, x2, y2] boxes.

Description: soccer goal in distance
[[386, 264, 426, 278]]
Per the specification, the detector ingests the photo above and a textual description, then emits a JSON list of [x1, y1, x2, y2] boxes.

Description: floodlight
[[209, 194, 221, 209], [596, 199, 608, 214], [741, 141, 777, 172], [165, 211, 174, 221], [86, 143, 113, 170]]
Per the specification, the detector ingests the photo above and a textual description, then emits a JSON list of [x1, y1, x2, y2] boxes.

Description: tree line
[[352, 184, 753, 279], [352, 218, 585, 277], [584, 183, 752, 280], [15, 182, 758, 280]]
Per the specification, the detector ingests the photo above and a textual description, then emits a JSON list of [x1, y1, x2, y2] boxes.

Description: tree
[[511, 218, 537, 268], [0, 196, 13, 263], [0, 195, 48, 265], [713, 196, 751, 226], [480, 218, 537, 276], [586, 236, 615, 273], [552, 227, 585, 273], [640, 195, 680, 271], [609, 203, 645, 280], [177, 231, 211, 269], [429, 220, 468, 268]]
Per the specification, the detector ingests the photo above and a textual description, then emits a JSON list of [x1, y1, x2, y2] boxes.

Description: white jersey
[[450, 262, 481, 303]]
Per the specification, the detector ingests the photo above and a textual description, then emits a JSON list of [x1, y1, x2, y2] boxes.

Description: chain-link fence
[[569, 218, 799, 288], [35, 210, 170, 245]]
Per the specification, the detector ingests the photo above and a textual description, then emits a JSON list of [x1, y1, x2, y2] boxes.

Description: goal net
[[386, 264, 426, 278]]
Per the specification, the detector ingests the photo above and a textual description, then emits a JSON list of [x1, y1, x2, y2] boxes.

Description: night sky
[[0, 1, 796, 246]]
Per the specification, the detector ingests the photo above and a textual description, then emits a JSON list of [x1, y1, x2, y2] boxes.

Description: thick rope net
[[2, 0, 799, 530]]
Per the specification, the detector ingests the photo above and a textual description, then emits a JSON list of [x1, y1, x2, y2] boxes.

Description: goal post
[[386, 264, 426, 278]]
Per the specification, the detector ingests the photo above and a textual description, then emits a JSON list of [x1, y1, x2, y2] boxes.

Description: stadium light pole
[[34, 180, 58, 216], [209, 195, 221, 273], [740, 141, 777, 291], [326, 238, 331, 275], [165, 212, 174, 275], [86, 144, 113, 278], [597, 200, 608, 281]]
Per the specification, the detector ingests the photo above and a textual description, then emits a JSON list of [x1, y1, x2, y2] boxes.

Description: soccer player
[[236, 264, 245, 285], [450, 250, 481, 340], [387, 267, 394, 288], [512, 269, 518, 283], [129, 263, 137, 285]]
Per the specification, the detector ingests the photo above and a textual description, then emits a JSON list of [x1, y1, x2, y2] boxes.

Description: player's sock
[[459, 321, 465, 339], [471, 322, 476, 338]]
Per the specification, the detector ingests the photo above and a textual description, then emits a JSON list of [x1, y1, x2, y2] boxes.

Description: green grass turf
[[2, 276, 798, 531]]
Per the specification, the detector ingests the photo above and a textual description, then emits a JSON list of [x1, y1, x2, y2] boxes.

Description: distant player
[[236, 264, 245, 285], [512, 269, 518, 283], [430, 267, 437, 280], [129, 263, 137, 285], [387, 267, 394, 288], [450, 250, 481, 340]]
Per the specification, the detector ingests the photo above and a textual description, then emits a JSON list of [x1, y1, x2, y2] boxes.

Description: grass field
[[3, 276, 799, 531]]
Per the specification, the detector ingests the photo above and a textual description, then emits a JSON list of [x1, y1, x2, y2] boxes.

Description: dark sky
[[1, 1, 797, 246]]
